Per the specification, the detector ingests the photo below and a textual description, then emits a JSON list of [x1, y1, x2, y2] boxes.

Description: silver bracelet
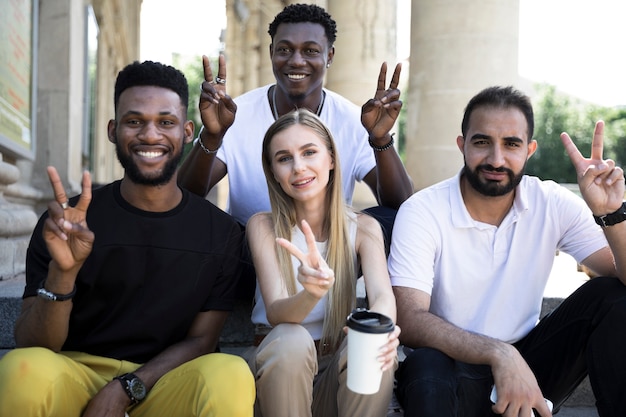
[[198, 133, 220, 155]]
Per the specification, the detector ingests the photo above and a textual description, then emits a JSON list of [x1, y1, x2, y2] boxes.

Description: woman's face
[[268, 124, 334, 203]]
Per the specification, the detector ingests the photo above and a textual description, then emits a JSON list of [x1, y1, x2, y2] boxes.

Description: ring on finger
[[215, 76, 226, 85], [61, 201, 69, 210]]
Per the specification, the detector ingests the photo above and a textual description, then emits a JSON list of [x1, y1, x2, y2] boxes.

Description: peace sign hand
[[43, 166, 94, 273], [561, 120, 625, 216], [199, 54, 237, 142], [361, 62, 403, 142], [276, 220, 335, 300]]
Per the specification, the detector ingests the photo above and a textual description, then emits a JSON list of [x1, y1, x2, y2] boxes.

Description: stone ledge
[[0, 274, 24, 349]]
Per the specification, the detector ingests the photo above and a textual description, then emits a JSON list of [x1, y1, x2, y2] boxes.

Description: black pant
[[396, 276, 626, 417]]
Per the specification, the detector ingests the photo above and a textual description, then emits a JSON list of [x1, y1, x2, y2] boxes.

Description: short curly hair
[[268, 3, 337, 46], [114, 61, 189, 113]]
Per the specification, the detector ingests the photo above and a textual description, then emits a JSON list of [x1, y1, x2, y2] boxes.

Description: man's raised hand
[[561, 120, 625, 216], [199, 54, 237, 140], [43, 166, 94, 272], [361, 61, 403, 141]]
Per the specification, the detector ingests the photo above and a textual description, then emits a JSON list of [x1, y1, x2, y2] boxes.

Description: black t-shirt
[[25, 181, 244, 363]]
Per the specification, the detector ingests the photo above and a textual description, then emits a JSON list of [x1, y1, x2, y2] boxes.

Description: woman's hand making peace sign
[[276, 219, 335, 300]]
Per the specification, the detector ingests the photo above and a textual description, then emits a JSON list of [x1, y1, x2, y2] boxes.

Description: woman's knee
[[254, 324, 317, 376], [258, 323, 316, 358]]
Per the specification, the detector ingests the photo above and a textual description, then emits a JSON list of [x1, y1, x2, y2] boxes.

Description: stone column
[[326, 0, 396, 106], [326, 0, 397, 208], [0, 155, 38, 279], [405, 0, 520, 190], [33, 0, 87, 197]]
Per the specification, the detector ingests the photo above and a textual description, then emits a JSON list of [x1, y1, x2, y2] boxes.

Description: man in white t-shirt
[[390, 86, 626, 417], [179, 4, 413, 299]]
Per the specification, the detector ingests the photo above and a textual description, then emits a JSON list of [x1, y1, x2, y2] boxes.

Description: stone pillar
[[0, 155, 38, 279], [405, 0, 520, 190], [33, 0, 87, 197], [326, 0, 397, 207], [326, 0, 397, 106]]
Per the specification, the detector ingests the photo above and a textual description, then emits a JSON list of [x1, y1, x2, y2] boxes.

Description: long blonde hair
[[261, 108, 356, 353]]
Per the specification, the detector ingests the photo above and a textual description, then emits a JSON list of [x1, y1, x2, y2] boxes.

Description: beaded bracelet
[[368, 133, 395, 152]]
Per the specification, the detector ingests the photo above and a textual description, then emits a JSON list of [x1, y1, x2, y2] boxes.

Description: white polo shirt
[[388, 172, 608, 343]]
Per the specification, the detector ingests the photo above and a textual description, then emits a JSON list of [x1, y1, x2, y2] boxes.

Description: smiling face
[[457, 106, 537, 197], [270, 22, 333, 102], [268, 123, 335, 204], [108, 85, 193, 186]]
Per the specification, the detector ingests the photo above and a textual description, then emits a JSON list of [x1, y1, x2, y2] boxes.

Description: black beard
[[462, 162, 525, 197], [287, 92, 307, 104], [114, 137, 182, 186]]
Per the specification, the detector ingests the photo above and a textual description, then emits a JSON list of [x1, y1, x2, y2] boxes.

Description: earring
[[326, 63, 330, 68]]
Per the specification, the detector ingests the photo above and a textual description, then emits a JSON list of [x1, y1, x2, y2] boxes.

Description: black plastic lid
[[346, 309, 394, 334]]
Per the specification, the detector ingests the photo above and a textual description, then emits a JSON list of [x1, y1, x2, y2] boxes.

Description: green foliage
[[605, 107, 626, 167], [526, 84, 622, 183]]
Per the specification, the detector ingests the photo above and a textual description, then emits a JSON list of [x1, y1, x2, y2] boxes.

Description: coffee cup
[[346, 309, 395, 394]]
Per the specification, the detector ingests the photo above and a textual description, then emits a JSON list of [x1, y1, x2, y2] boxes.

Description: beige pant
[[247, 323, 396, 417]]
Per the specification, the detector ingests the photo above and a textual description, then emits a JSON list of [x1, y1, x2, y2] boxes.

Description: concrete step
[[0, 274, 23, 350]]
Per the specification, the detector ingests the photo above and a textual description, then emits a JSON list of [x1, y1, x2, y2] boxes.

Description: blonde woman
[[246, 109, 400, 417]]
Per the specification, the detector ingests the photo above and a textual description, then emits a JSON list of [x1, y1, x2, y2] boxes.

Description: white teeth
[[293, 178, 313, 186], [137, 151, 163, 159], [288, 74, 306, 80]]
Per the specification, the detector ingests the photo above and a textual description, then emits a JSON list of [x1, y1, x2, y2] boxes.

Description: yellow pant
[[0, 347, 255, 417]]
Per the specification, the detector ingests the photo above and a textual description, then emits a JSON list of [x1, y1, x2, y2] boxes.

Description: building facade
[[0, 0, 141, 279], [0, 0, 520, 279]]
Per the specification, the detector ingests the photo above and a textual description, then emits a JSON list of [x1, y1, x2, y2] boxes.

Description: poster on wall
[[0, 0, 34, 158]]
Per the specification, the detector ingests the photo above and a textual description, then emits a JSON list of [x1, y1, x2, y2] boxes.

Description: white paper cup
[[346, 310, 394, 394]]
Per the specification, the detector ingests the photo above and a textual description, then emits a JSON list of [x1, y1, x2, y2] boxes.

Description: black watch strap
[[594, 202, 626, 227], [115, 372, 147, 404], [36, 280, 76, 301]]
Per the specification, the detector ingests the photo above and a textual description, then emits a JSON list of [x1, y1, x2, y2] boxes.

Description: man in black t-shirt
[[0, 60, 254, 417]]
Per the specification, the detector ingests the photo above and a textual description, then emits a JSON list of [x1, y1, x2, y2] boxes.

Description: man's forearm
[[178, 127, 226, 197], [374, 146, 413, 208], [603, 221, 626, 284], [399, 309, 508, 367], [178, 143, 216, 197], [14, 264, 78, 350], [14, 297, 72, 350]]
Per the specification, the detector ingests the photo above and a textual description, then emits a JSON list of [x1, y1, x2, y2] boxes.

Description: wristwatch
[[594, 202, 626, 227], [115, 373, 147, 404]]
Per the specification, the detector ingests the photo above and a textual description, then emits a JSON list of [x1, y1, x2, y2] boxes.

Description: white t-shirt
[[388, 172, 608, 343], [216, 85, 376, 225]]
